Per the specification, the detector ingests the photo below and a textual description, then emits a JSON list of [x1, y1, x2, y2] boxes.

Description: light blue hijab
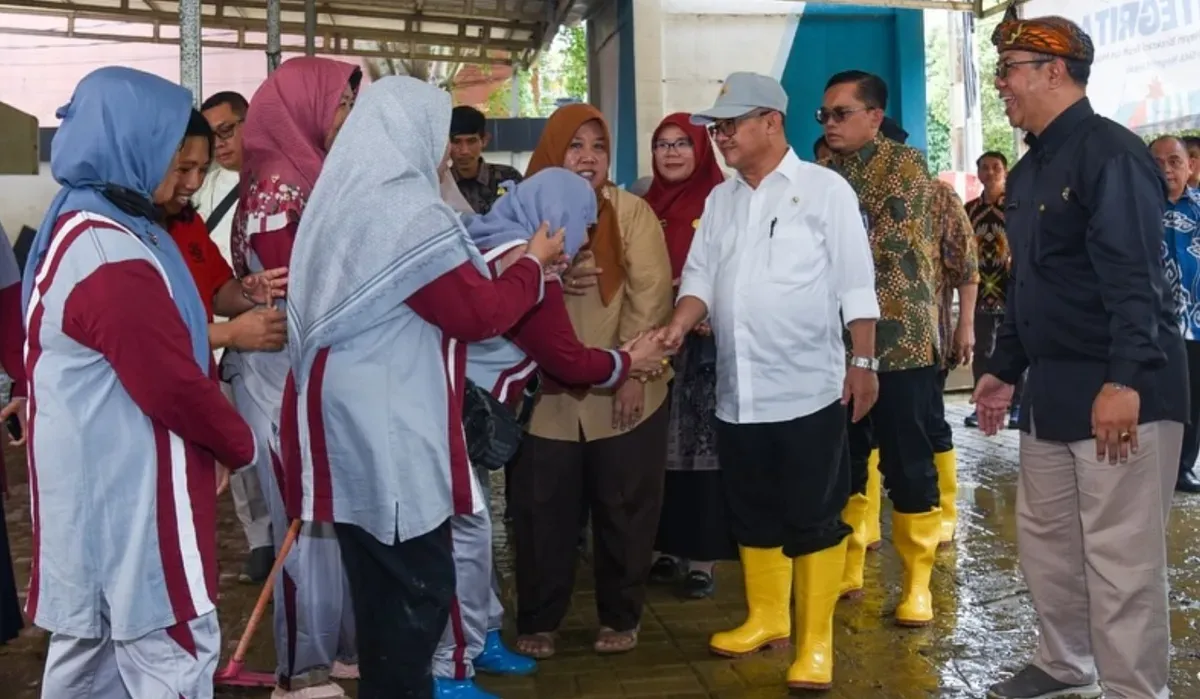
[[22, 67, 210, 370], [464, 167, 596, 258]]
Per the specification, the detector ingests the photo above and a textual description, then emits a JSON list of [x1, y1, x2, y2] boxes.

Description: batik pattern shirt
[[1162, 187, 1200, 340], [453, 160, 524, 215], [828, 134, 939, 372], [964, 194, 1010, 315], [931, 180, 979, 368]]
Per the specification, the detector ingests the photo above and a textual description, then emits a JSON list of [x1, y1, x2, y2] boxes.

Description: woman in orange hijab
[[511, 104, 674, 658], [641, 113, 735, 601]]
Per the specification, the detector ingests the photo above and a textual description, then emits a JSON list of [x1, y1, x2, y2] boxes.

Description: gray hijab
[[287, 75, 485, 385]]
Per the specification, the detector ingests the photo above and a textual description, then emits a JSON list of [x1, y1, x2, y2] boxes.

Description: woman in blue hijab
[[26, 66, 256, 696]]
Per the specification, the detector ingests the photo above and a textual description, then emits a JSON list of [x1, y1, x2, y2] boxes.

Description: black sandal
[[649, 556, 683, 585], [679, 570, 715, 599]]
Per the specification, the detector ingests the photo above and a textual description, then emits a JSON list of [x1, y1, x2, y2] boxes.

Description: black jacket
[[988, 98, 1188, 442]]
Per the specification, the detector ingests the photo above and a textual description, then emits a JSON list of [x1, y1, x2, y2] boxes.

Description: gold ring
[[1119, 431, 1132, 442]]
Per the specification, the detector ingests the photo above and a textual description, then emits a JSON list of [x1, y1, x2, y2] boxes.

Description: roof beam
[[0, 22, 514, 63], [0, 0, 535, 51]]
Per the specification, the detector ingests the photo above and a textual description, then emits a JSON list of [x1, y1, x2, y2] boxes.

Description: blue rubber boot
[[433, 678, 499, 699], [474, 630, 537, 676]]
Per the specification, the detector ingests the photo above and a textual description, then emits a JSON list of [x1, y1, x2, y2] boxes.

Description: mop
[[215, 518, 302, 687]]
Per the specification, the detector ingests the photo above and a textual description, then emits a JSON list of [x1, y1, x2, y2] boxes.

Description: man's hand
[[653, 323, 688, 353], [612, 380, 645, 431], [230, 307, 287, 352], [562, 250, 602, 296], [241, 267, 288, 305], [694, 321, 712, 337], [953, 320, 975, 367], [1092, 383, 1140, 464], [0, 396, 27, 446], [971, 373, 1015, 436], [841, 366, 878, 423]]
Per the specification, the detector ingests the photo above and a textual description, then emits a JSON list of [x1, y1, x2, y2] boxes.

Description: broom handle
[[231, 518, 302, 663]]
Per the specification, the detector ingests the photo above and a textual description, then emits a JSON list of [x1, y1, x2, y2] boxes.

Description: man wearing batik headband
[[975, 11, 1187, 699]]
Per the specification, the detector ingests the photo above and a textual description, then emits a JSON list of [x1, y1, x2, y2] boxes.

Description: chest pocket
[[1032, 176, 1088, 266], [767, 212, 825, 285]]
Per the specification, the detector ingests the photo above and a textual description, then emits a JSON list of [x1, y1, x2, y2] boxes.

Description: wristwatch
[[850, 356, 879, 372]]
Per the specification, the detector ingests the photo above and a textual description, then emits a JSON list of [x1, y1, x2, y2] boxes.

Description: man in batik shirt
[[821, 70, 943, 628], [964, 151, 1022, 430]]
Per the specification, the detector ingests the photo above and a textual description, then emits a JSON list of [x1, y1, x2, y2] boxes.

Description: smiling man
[[973, 13, 1187, 699]]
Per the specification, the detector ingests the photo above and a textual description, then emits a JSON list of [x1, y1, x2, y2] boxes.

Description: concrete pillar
[[304, 0, 317, 56], [631, 0, 664, 178], [267, 0, 282, 72], [179, 0, 202, 106]]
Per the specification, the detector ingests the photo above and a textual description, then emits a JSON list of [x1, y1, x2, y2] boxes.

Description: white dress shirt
[[677, 148, 879, 424], [192, 166, 240, 266]]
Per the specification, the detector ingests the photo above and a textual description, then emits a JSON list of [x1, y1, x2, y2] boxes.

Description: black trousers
[[511, 403, 668, 634], [1180, 340, 1200, 477], [926, 368, 954, 453], [335, 520, 455, 699], [715, 400, 852, 558], [847, 366, 940, 514]]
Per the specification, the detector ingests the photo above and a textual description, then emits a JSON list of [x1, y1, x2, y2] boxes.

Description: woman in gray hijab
[[282, 75, 562, 698]]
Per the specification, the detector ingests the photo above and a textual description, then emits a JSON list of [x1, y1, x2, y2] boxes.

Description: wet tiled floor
[[4, 397, 1200, 697]]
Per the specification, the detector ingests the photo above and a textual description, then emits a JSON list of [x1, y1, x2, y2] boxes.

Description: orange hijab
[[525, 103, 624, 305]]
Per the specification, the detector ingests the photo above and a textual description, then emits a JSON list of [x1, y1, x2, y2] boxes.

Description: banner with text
[[1024, 0, 1200, 133]]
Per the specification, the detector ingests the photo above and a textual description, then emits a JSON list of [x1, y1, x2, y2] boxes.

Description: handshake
[[619, 321, 710, 380]]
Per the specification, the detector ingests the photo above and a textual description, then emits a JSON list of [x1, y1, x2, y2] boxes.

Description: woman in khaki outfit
[[511, 103, 674, 658]]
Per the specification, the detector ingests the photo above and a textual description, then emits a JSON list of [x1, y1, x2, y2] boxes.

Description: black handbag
[[463, 378, 524, 471]]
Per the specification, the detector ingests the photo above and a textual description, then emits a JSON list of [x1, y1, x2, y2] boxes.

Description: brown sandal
[[593, 626, 638, 655], [515, 632, 557, 659]]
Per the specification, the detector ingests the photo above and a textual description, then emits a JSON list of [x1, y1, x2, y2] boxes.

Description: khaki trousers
[[1018, 419, 1182, 699]]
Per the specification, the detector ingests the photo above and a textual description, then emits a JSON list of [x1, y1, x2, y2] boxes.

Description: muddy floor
[[3, 398, 1200, 698]]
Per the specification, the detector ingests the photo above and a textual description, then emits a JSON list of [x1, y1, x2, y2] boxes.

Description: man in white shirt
[[194, 90, 275, 584], [658, 72, 880, 693]]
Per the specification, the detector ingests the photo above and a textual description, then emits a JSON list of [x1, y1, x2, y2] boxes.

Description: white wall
[[632, 0, 802, 176], [0, 150, 534, 242]]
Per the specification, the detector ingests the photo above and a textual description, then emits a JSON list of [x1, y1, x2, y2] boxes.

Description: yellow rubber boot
[[787, 540, 848, 692], [709, 546, 793, 656], [838, 494, 868, 600], [892, 509, 942, 626], [864, 449, 883, 551], [935, 449, 958, 546]]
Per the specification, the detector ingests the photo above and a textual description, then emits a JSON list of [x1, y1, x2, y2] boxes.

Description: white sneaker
[[331, 660, 359, 680], [270, 683, 348, 699]]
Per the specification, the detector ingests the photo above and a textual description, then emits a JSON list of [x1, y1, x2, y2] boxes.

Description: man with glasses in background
[[820, 70, 944, 629], [193, 90, 276, 585], [659, 71, 879, 692]]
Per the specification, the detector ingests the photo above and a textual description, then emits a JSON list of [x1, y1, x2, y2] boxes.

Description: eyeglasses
[[995, 58, 1053, 79], [707, 109, 771, 138], [815, 106, 869, 125], [653, 138, 693, 153], [214, 119, 242, 143]]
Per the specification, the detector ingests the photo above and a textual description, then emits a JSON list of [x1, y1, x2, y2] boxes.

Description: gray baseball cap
[[690, 72, 789, 125]]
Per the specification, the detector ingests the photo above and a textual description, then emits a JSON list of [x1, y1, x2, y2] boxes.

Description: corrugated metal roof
[[0, 0, 590, 65]]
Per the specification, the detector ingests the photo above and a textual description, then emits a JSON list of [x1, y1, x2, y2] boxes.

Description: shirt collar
[[1025, 97, 1094, 158], [735, 148, 802, 189], [839, 132, 886, 168], [452, 158, 490, 185]]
